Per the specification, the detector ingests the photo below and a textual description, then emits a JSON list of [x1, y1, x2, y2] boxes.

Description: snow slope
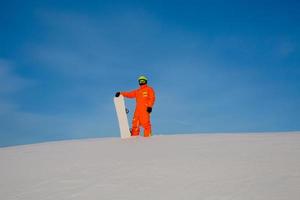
[[1, 132, 300, 200]]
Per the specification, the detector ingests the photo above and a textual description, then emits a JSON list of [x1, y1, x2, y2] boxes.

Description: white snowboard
[[114, 95, 131, 139]]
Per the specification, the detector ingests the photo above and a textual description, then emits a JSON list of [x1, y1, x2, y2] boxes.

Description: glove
[[115, 92, 120, 97], [147, 107, 152, 113]]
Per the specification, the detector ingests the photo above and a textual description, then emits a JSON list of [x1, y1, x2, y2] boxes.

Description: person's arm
[[146, 88, 155, 113], [121, 90, 137, 98], [148, 88, 155, 107]]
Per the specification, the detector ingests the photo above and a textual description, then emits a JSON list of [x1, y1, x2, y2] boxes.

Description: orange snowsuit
[[121, 84, 155, 137]]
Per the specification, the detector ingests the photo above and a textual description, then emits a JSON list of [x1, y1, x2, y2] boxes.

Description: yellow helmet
[[138, 75, 148, 81]]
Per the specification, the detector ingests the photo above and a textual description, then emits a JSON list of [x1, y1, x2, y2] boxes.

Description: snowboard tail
[[114, 95, 131, 138]]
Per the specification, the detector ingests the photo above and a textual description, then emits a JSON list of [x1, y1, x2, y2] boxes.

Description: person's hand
[[115, 92, 120, 97], [147, 107, 152, 113]]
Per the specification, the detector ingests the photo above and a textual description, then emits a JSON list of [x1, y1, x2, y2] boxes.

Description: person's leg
[[140, 112, 151, 137], [131, 114, 140, 136]]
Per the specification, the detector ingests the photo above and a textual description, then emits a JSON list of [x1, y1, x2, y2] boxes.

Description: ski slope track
[[1, 132, 300, 200]]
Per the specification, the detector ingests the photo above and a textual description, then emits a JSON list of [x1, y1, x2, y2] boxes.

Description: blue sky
[[0, 0, 299, 147]]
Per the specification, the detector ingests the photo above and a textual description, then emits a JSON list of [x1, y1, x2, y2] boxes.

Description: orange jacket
[[121, 85, 155, 110]]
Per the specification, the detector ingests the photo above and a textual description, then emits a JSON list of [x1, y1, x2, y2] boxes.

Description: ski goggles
[[138, 79, 147, 84]]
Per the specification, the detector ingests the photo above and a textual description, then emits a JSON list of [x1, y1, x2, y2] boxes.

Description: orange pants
[[131, 109, 151, 137]]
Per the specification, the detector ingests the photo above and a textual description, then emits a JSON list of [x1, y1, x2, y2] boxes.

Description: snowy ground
[[1, 132, 300, 200]]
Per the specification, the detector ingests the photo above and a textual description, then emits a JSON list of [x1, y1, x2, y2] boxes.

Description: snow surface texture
[[1, 132, 300, 200]]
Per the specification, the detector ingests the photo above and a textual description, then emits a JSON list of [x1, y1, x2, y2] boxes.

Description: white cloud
[[23, 8, 209, 84], [0, 59, 31, 94], [0, 58, 119, 146], [276, 40, 295, 57], [23, 10, 164, 79]]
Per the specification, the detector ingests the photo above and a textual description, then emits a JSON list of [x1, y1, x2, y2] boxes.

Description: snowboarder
[[115, 75, 156, 137]]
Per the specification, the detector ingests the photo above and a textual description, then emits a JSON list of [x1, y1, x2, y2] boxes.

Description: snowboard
[[114, 95, 131, 139]]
